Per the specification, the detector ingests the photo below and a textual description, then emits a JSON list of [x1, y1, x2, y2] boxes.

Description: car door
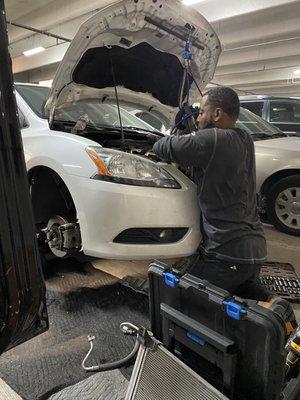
[[0, 0, 48, 355], [268, 99, 300, 137]]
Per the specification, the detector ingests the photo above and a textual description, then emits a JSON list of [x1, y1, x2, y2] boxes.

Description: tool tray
[[149, 261, 288, 400], [260, 262, 300, 302]]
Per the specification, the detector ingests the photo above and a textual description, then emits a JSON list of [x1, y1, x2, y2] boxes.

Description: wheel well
[[28, 166, 76, 225], [260, 169, 300, 197]]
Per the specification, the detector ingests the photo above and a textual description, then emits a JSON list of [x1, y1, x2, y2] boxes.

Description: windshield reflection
[[54, 100, 158, 132]]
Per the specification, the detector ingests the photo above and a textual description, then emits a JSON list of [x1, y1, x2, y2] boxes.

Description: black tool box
[[148, 261, 298, 400]]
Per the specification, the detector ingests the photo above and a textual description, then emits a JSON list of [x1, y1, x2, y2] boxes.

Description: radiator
[[125, 343, 229, 400]]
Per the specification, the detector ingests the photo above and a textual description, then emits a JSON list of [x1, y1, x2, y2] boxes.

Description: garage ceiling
[[7, 0, 300, 97]]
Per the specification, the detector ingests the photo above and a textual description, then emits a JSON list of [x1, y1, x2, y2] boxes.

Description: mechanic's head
[[197, 86, 240, 130]]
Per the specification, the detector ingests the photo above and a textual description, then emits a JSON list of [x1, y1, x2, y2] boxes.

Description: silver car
[[238, 109, 300, 236]]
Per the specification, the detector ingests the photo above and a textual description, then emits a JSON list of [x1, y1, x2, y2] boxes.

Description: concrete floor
[[264, 225, 300, 272], [263, 224, 300, 321]]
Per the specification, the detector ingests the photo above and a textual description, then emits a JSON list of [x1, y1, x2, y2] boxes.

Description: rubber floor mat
[[49, 369, 128, 400], [0, 260, 149, 400]]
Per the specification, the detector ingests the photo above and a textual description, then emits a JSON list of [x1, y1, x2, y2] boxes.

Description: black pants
[[189, 256, 270, 301]]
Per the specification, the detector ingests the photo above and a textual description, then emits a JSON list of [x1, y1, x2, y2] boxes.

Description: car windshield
[[53, 99, 158, 132], [15, 84, 158, 133], [237, 108, 283, 136]]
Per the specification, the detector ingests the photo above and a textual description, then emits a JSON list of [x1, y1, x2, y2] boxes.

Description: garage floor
[[0, 225, 299, 399], [263, 225, 300, 320]]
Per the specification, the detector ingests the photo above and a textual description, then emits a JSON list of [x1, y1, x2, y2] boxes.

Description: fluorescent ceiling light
[[39, 80, 53, 87], [182, 0, 205, 5], [23, 46, 45, 57], [293, 69, 300, 75]]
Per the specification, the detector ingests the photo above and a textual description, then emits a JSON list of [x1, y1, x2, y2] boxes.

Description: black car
[[240, 96, 300, 137]]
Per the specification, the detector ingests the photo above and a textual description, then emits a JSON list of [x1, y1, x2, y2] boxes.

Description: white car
[[16, 0, 300, 270], [16, 0, 222, 261]]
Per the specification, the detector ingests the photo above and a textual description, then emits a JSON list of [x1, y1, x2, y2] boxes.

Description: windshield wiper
[[52, 119, 101, 132], [53, 120, 163, 136], [270, 132, 288, 138], [122, 126, 163, 135]]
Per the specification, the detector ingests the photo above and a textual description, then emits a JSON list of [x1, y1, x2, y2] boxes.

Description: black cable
[[82, 337, 140, 372], [38, 337, 139, 399]]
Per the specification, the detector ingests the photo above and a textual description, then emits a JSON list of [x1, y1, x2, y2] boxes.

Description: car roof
[[239, 95, 300, 102]]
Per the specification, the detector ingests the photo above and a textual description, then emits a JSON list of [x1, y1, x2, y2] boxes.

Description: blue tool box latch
[[187, 331, 206, 346], [223, 300, 247, 320], [163, 272, 179, 288]]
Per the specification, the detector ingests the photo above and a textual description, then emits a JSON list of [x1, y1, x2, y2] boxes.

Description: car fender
[[255, 150, 300, 192], [23, 131, 99, 177], [24, 132, 103, 224]]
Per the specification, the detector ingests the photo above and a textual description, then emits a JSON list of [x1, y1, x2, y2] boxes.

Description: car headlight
[[86, 146, 181, 189]]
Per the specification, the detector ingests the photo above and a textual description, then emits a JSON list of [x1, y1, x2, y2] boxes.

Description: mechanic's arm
[[153, 130, 215, 168]]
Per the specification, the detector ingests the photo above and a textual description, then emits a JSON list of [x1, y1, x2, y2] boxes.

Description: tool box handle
[[160, 303, 237, 394]]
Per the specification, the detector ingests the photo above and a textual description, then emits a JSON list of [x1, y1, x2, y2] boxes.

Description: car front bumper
[[69, 165, 201, 260]]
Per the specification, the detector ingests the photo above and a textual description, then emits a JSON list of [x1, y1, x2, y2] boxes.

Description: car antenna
[[108, 49, 127, 150]]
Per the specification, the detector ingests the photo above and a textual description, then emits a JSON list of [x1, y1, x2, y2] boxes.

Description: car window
[[135, 111, 164, 131], [15, 84, 49, 118], [237, 108, 282, 135], [270, 101, 300, 123], [240, 101, 264, 117]]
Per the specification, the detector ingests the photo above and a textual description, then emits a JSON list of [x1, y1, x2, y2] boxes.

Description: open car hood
[[45, 0, 221, 125]]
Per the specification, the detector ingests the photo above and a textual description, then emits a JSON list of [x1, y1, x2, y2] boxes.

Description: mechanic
[[153, 86, 269, 301]]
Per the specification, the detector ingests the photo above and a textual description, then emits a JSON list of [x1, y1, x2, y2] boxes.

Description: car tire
[[267, 175, 300, 236]]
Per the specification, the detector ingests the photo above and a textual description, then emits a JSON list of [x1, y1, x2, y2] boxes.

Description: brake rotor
[[46, 215, 70, 258]]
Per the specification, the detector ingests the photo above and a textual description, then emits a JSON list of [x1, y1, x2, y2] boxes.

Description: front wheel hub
[[291, 201, 300, 215], [46, 215, 81, 258]]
